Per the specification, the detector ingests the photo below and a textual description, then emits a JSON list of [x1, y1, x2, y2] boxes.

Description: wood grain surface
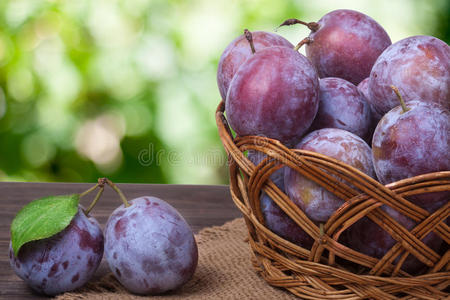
[[0, 182, 240, 299]]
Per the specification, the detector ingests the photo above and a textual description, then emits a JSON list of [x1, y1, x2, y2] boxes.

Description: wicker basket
[[215, 101, 449, 299]]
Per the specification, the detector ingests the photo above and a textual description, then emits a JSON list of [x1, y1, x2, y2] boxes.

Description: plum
[[357, 77, 379, 144], [226, 46, 319, 146], [372, 100, 450, 185], [104, 196, 198, 295], [247, 150, 284, 185], [307, 9, 391, 85], [248, 150, 314, 248], [372, 98, 449, 218], [369, 35, 450, 117], [9, 208, 104, 295], [365, 93, 449, 273], [281, 10, 391, 85], [217, 30, 293, 101], [357, 78, 370, 102], [358, 77, 380, 122], [406, 191, 449, 214], [260, 178, 314, 249], [306, 9, 391, 85], [310, 77, 371, 139], [285, 128, 375, 223], [346, 206, 443, 274]]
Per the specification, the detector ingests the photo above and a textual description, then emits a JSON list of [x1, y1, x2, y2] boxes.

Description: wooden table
[[0, 182, 241, 299]]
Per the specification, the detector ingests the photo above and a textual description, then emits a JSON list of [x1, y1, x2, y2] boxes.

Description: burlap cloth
[[57, 218, 297, 299]]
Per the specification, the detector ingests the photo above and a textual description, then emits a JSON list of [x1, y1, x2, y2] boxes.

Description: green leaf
[[10, 194, 80, 256]]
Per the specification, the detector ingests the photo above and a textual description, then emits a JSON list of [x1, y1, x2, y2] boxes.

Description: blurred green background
[[0, 0, 448, 184]]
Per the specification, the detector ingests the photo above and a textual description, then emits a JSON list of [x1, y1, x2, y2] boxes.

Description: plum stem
[[105, 178, 130, 207], [80, 178, 107, 215], [294, 37, 311, 51], [244, 29, 255, 54], [277, 18, 320, 32], [79, 183, 99, 198], [85, 186, 104, 215], [390, 85, 410, 113]]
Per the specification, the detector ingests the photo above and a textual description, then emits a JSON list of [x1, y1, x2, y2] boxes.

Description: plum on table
[[9, 208, 104, 295], [105, 195, 198, 295]]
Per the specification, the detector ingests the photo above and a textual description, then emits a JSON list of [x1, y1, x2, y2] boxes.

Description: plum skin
[[372, 100, 450, 185], [358, 77, 382, 121], [357, 77, 370, 102], [369, 35, 450, 117], [104, 196, 198, 295], [372, 100, 449, 214], [9, 208, 104, 296], [259, 177, 314, 249], [357, 77, 379, 144], [247, 150, 284, 186], [248, 150, 314, 248], [311, 77, 371, 139], [346, 206, 443, 274], [285, 128, 375, 223], [248, 150, 314, 247], [306, 9, 391, 85], [226, 46, 319, 147], [217, 31, 293, 101], [344, 101, 448, 274]]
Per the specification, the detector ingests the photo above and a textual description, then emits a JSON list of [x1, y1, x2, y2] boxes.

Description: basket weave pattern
[[216, 101, 449, 299]]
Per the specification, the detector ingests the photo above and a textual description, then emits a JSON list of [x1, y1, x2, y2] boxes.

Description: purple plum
[[372, 100, 449, 185], [260, 179, 314, 249], [226, 46, 319, 146], [104, 196, 198, 295], [372, 99, 449, 216], [310, 77, 371, 139], [357, 77, 379, 144], [285, 128, 375, 223], [357, 77, 370, 102], [301, 9, 391, 85], [9, 208, 104, 295], [369, 35, 450, 117], [346, 205, 443, 274], [217, 31, 293, 101]]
